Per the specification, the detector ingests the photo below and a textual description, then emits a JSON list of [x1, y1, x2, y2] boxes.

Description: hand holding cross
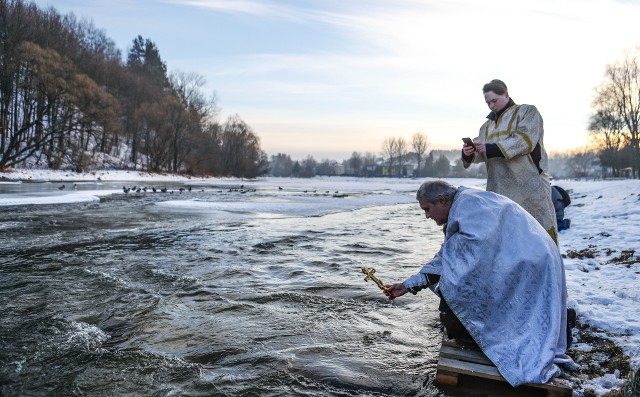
[[361, 266, 385, 290]]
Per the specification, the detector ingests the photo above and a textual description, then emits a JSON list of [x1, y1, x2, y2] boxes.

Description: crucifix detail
[[361, 267, 385, 290]]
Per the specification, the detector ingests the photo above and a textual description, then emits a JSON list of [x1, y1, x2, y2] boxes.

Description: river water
[[0, 178, 456, 397]]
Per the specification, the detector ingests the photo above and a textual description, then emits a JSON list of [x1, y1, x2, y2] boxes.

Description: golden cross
[[361, 266, 385, 290]]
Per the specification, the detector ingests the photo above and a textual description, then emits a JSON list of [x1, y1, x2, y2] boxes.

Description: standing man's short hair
[[482, 79, 508, 95]]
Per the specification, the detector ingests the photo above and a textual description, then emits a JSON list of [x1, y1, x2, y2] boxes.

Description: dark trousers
[[439, 298, 476, 347], [439, 298, 576, 349]]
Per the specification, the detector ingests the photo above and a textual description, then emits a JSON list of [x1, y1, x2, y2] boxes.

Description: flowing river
[[0, 177, 466, 396]]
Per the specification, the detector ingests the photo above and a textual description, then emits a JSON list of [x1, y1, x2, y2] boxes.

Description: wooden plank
[[439, 344, 493, 366], [539, 380, 572, 395], [545, 389, 572, 397], [437, 356, 504, 381], [435, 370, 458, 387], [436, 344, 572, 396]]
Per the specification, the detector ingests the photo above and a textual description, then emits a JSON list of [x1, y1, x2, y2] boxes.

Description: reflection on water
[[0, 180, 452, 396]]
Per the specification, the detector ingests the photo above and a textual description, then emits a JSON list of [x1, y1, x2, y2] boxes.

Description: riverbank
[[1, 169, 639, 396], [0, 168, 202, 183]]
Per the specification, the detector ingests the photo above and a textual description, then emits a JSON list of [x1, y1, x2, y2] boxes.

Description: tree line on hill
[[267, 127, 613, 180], [0, 0, 268, 178], [268, 147, 608, 180], [268, 132, 488, 179], [268, 150, 476, 179]]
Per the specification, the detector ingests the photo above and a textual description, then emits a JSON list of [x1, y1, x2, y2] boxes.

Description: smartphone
[[462, 137, 475, 151]]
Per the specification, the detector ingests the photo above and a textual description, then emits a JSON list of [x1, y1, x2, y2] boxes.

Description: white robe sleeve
[[402, 247, 444, 292]]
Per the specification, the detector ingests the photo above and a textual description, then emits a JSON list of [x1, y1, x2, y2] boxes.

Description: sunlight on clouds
[[172, 0, 325, 22], [174, 0, 278, 16], [173, 0, 640, 156], [211, 51, 480, 110]]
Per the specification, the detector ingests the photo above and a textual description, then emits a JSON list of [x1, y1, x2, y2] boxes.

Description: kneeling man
[[384, 180, 574, 387]]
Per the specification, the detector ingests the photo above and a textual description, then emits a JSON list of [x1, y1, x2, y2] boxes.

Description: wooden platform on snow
[[435, 339, 572, 397]]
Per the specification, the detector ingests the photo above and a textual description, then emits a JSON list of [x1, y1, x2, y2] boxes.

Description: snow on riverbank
[[0, 168, 203, 183], [1, 169, 639, 395], [551, 179, 640, 394]]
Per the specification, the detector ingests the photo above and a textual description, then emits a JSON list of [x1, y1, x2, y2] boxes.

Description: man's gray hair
[[416, 180, 457, 203]]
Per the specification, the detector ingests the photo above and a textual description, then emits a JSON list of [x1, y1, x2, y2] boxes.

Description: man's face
[[484, 91, 509, 113], [418, 197, 449, 226]]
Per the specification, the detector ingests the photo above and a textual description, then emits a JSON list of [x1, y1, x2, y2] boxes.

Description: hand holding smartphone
[[462, 137, 476, 151]]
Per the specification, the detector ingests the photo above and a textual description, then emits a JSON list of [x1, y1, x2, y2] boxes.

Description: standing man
[[462, 79, 557, 243], [384, 180, 574, 387]]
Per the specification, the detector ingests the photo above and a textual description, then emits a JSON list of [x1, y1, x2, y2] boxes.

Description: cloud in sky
[[32, 0, 640, 160]]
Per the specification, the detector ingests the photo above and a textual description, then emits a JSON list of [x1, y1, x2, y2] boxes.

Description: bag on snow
[[553, 185, 571, 207]]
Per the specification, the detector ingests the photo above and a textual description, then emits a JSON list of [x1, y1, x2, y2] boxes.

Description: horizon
[[269, 146, 579, 164], [30, 0, 640, 161]]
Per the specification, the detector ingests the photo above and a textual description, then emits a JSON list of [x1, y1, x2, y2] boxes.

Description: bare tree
[[0, 41, 59, 169], [220, 114, 266, 178], [170, 71, 218, 119], [186, 121, 222, 175], [138, 96, 178, 172], [395, 136, 408, 177], [381, 137, 397, 176], [411, 131, 429, 177], [168, 71, 219, 173], [594, 48, 640, 178], [363, 151, 377, 177], [348, 151, 363, 176], [589, 108, 628, 177], [566, 147, 597, 178], [382, 136, 409, 177]]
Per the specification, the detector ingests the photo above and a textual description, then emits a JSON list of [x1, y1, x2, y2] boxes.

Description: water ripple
[[0, 185, 445, 396]]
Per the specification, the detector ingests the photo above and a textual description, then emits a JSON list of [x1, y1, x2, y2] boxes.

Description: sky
[[1, 170, 639, 394], [29, 0, 640, 161]]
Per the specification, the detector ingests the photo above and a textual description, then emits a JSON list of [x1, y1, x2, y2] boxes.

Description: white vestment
[[463, 104, 557, 237], [403, 187, 573, 386]]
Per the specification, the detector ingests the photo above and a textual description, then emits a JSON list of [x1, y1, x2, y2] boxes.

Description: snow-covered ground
[[551, 178, 640, 395], [1, 169, 639, 395]]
